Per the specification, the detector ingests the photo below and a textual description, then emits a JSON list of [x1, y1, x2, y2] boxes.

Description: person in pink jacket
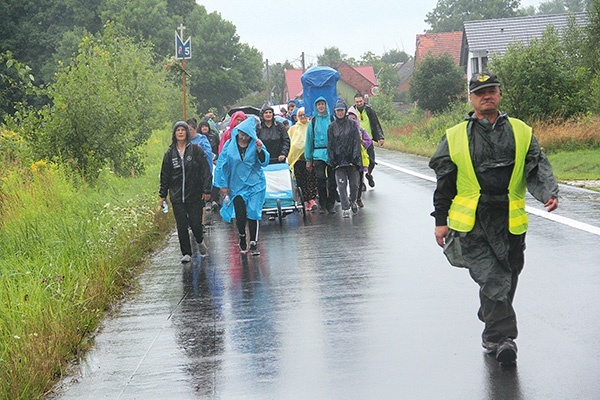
[[218, 111, 247, 154]]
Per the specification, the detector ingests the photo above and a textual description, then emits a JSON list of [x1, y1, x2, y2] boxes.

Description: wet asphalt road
[[52, 149, 600, 399]]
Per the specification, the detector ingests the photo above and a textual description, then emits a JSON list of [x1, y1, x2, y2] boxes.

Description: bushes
[[409, 53, 466, 114], [20, 23, 181, 182], [492, 25, 590, 121]]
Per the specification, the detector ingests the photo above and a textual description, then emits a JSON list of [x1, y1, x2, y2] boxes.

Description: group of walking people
[[159, 93, 386, 260]]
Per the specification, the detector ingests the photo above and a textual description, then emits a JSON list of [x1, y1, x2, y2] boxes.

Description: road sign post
[[175, 24, 191, 120]]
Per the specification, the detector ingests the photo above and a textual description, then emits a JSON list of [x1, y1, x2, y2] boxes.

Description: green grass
[[546, 149, 600, 181], [0, 129, 173, 399]]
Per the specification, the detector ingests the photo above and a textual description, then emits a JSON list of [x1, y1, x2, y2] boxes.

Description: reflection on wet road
[[52, 150, 600, 399]]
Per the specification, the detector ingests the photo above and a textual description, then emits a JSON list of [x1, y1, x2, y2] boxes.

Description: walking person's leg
[[335, 168, 350, 210], [172, 203, 192, 261], [186, 202, 207, 255], [233, 196, 248, 252], [326, 164, 338, 212], [365, 143, 376, 187], [348, 167, 360, 213]]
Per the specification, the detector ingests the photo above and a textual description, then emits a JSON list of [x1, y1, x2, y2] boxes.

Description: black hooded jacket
[[327, 112, 362, 169], [159, 122, 212, 204]]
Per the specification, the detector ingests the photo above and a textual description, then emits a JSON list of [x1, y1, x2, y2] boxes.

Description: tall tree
[[183, 8, 263, 113], [381, 49, 411, 64], [409, 53, 465, 113], [317, 47, 346, 67], [425, 0, 522, 32], [0, 0, 104, 83], [537, 0, 589, 14]]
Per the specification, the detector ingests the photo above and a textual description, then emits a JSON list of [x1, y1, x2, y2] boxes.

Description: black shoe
[[327, 207, 336, 214], [239, 234, 247, 253], [361, 182, 367, 192], [496, 339, 517, 364], [249, 241, 260, 256], [351, 202, 358, 214], [366, 173, 375, 187]]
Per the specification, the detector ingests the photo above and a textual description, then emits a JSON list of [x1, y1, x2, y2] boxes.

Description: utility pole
[[265, 58, 270, 105], [301, 52, 305, 72]]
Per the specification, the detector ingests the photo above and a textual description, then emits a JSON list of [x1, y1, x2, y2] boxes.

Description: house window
[[471, 58, 479, 74], [481, 56, 488, 71]]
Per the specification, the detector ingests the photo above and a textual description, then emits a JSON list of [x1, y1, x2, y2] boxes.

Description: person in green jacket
[[429, 72, 559, 366]]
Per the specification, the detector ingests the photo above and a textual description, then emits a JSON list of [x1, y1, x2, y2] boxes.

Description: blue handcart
[[262, 162, 306, 226]]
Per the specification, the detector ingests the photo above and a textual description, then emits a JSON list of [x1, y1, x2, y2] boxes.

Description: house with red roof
[[414, 31, 463, 68]]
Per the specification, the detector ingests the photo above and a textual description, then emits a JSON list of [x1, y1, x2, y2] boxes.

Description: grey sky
[[197, 0, 542, 67]]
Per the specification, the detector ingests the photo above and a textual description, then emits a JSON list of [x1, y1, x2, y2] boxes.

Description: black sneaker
[[496, 339, 517, 364], [249, 241, 260, 256], [351, 202, 358, 214], [239, 234, 248, 253], [366, 173, 375, 187]]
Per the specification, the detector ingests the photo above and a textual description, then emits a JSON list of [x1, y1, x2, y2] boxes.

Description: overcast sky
[[197, 0, 543, 67]]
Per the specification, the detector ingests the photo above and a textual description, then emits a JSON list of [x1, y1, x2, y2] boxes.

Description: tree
[[381, 49, 411, 64], [425, 0, 522, 32], [537, 0, 589, 14], [317, 47, 346, 67], [182, 8, 263, 113], [266, 61, 294, 104], [491, 26, 589, 120], [409, 54, 465, 113], [27, 24, 180, 181], [0, 51, 36, 123]]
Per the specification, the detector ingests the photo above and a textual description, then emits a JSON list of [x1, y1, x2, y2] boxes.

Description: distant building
[[461, 12, 589, 78], [414, 31, 463, 68]]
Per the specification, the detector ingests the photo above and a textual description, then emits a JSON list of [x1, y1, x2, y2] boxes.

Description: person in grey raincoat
[[214, 117, 270, 256], [429, 72, 559, 365], [327, 99, 362, 218]]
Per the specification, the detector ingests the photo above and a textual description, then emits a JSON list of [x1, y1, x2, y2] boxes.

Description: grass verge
[[0, 130, 172, 399]]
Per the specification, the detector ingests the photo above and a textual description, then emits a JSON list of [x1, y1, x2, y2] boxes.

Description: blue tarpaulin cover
[[301, 66, 340, 117]]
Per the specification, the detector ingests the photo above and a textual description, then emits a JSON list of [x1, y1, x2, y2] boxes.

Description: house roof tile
[[463, 12, 588, 56], [415, 31, 463, 66]]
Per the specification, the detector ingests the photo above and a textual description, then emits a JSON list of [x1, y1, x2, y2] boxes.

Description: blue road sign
[[175, 34, 191, 59]]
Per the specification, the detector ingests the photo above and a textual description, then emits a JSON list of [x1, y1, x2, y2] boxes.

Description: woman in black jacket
[[159, 121, 212, 262]]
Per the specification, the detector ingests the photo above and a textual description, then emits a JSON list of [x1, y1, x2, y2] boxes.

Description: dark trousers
[[233, 195, 258, 242], [313, 160, 337, 211], [293, 160, 318, 202], [366, 143, 376, 174], [172, 202, 204, 256], [477, 233, 525, 343]]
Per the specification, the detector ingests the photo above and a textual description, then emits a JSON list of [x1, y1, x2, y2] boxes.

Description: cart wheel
[[297, 187, 306, 221], [277, 199, 283, 227]]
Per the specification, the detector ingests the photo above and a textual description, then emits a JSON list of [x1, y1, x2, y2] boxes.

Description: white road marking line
[[378, 160, 600, 236]]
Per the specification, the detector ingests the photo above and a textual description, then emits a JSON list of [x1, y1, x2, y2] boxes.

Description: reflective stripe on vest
[[446, 118, 532, 234]]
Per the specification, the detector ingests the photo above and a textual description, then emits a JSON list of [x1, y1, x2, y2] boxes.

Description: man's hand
[[278, 155, 286, 162], [435, 225, 449, 248], [378, 139, 384, 146], [219, 188, 229, 197], [306, 161, 312, 172], [255, 139, 263, 153], [545, 197, 558, 212], [202, 194, 211, 202]]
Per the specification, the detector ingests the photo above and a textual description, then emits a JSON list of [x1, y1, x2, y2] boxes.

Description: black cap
[[469, 72, 501, 94]]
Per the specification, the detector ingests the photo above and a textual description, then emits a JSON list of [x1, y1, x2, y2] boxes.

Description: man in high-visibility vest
[[429, 72, 559, 366]]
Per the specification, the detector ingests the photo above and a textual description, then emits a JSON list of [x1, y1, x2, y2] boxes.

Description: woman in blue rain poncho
[[214, 117, 270, 255]]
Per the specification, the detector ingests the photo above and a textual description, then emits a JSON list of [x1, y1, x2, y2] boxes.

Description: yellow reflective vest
[[446, 118, 532, 234]]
